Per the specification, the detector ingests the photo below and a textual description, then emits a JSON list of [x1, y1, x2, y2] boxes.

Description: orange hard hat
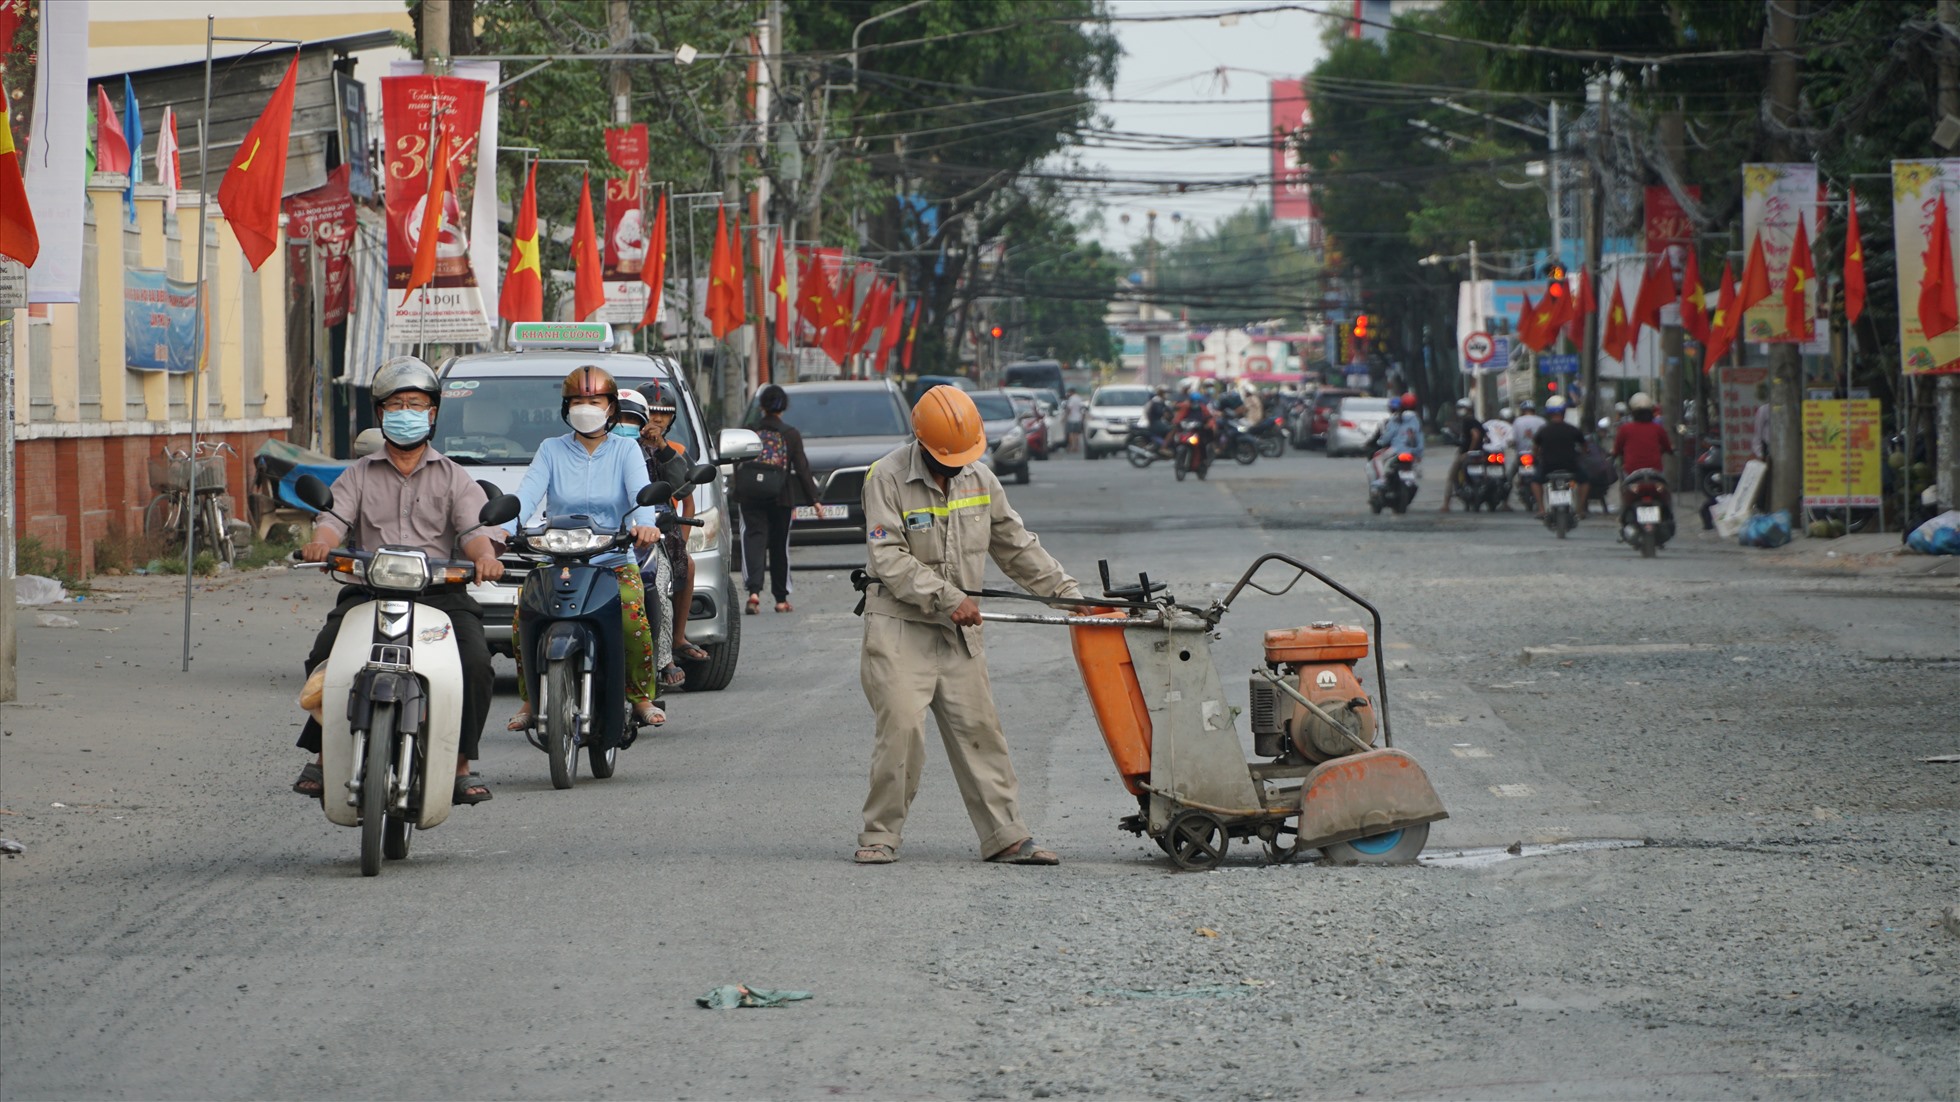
[[913, 385, 987, 467]]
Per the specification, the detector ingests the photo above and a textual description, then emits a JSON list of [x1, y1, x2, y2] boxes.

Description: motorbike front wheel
[[544, 658, 580, 790], [1126, 442, 1154, 469], [1233, 438, 1258, 465], [1173, 447, 1190, 482], [1258, 434, 1284, 459], [360, 706, 393, 877]]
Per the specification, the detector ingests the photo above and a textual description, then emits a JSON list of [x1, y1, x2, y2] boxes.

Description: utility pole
[[1938, 0, 1960, 512], [422, 0, 449, 74], [1764, 0, 1804, 515], [1659, 109, 1687, 488], [1578, 80, 1606, 428], [749, 3, 779, 390]]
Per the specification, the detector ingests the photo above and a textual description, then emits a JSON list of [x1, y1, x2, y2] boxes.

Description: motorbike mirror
[[293, 473, 334, 512], [639, 481, 674, 506], [474, 479, 503, 504], [688, 463, 717, 486], [480, 493, 522, 526]]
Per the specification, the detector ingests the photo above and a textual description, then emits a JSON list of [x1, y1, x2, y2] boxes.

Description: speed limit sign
[[1462, 331, 1495, 364]]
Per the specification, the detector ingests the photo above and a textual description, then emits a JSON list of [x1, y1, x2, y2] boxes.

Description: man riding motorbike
[[1611, 390, 1674, 510], [1141, 386, 1174, 450], [1528, 396, 1589, 516], [1439, 397, 1485, 512], [291, 357, 504, 806], [1368, 393, 1424, 484], [1172, 389, 1216, 454]]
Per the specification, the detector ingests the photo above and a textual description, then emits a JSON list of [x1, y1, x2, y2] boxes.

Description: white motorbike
[[294, 474, 520, 876]]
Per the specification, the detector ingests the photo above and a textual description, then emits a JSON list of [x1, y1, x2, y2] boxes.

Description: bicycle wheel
[[143, 494, 179, 541], [201, 496, 236, 565]]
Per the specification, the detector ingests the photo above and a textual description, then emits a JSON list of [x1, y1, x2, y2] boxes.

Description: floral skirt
[[513, 561, 658, 705]]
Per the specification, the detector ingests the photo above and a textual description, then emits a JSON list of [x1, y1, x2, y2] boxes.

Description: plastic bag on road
[[15, 575, 66, 605], [696, 984, 813, 1010], [35, 612, 79, 628], [1905, 510, 1960, 555], [1740, 510, 1792, 549]]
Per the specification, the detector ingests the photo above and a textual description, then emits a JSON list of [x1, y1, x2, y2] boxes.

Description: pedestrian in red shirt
[[1611, 391, 1673, 508]]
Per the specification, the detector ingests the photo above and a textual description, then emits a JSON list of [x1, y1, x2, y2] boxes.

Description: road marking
[[1451, 746, 1492, 758], [1519, 643, 1719, 665], [1489, 783, 1535, 798]]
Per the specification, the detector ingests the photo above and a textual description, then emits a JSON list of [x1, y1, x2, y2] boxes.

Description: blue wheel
[[1346, 829, 1404, 854], [1321, 821, 1428, 865]]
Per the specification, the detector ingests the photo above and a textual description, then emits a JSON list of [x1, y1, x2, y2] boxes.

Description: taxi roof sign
[[508, 321, 615, 352]]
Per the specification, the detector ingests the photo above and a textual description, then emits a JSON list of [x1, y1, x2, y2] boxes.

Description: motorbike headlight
[[366, 549, 431, 592], [536, 528, 614, 555], [687, 505, 721, 553]]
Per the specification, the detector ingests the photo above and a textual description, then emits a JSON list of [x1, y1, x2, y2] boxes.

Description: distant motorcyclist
[[1368, 393, 1424, 484], [1141, 386, 1173, 447], [1439, 397, 1486, 512], [1238, 383, 1264, 425], [1512, 398, 1547, 455], [1611, 391, 1674, 510], [1529, 395, 1589, 516]]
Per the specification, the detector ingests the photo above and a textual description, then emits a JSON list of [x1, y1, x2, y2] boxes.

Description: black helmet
[[757, 383, 788, 413], [641, 380, 678, 415]]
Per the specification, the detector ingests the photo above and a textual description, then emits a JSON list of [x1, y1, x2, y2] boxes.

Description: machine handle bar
[[976, 610, 1164, 627]]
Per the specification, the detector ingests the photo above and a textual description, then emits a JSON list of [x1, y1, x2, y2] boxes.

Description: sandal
[[659, 663, 687, 689], [675, 642, 710, 662], [292, 761, 324, 798], [453, 774, 493, 805], [853, 843, 898, 864], [633, 700, 667, 727], [986, 838, 1060, 865], [774, 601, 793, 613], [745, 594, 761, 615], [506, 708, 534, 731]]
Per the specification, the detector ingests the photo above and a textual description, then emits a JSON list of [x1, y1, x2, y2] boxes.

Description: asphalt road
[[3, 445, 1956, 1101]]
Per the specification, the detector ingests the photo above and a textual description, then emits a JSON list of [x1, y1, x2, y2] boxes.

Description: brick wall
[[13, 429, 286, 577]]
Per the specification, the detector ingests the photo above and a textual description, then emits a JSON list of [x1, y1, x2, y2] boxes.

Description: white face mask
[[567, 405, 610, 435]]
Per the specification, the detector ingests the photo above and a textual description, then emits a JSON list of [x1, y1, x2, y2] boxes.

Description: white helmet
[[1545, 395, 1567, 413], [1628, 391, 1656, 411], [1498, 406, 1514, 420], [1455, 397, 1473, 409]]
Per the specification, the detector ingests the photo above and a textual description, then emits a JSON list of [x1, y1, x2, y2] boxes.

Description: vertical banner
[[1717, 365, 1769, 479], [1269, 79, 1314, 222], [123, 269, 205, 373], [1890, 158, 1960, 376], [1800, 398, 1882, 507], [283, 163, 356, 326], [23, 0, 87, 302], [1642, 184, 1699, 328], [380, 73, 491, 343], [1740, 163, 1819, 343], [599, 123, 648, 324]]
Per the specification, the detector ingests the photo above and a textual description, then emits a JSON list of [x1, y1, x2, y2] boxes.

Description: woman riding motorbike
[[504, 366, 666, 731]]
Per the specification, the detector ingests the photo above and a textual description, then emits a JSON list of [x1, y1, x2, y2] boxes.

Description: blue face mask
[[380, 408, 432, 447], [611, 424, 641, 439]]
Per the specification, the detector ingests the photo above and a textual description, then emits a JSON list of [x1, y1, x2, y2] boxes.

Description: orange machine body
[[1264, 625, 1377, 762], [1069, 612, 1153, 795]]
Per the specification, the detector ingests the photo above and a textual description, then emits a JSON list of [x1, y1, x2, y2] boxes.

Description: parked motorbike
[[510, 467, 716, 788], [1619, 469, 1675, 557], [1215, 418, 1260, 466], [1245, 413, 1287, 459], [1368, 450, 1419, 514], [1696, 442, 1724, 500], [290, 474, 522, 877], [1172, 419, 1213, 482], [1124, 424, 1172, 469], [1541, 470, 1578, 539]]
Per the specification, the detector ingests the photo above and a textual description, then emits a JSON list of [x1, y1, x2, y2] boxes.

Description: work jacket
[[861, 442, 1080, 654]]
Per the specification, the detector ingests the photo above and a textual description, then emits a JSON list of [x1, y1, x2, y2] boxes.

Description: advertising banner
[[1740, 163, 1820, 343], [1643, 184, 1699, 326], [382, 69, 492, 343], [284, 164, 355, 326], [598, 124, 649, 324], [123, 269, 204, 373], [1801, 398, 1882, 507], [22, 0, 87, 303], [1717, 365, 1769, 479], [1269, 80, 1314, 222], [1889, 158, 1960, 376]]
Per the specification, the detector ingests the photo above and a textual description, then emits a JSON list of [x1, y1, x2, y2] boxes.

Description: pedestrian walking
[[1063, 387, 1087, 453], [852, 385, 1081, 866], [736, 383, 822, 615]]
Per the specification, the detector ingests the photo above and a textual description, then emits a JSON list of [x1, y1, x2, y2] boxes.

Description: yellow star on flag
[[511, 232, 540, 277], [1610, 305, 1625, 324]]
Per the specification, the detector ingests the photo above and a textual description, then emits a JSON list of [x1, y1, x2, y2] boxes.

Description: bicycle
[[143, 441, 240, 565]]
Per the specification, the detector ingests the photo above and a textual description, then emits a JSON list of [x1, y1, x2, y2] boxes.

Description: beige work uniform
[[858, 443, 1080, 856]]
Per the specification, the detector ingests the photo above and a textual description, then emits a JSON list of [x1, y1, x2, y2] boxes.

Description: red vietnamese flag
[[1783, 215, 1816, 339], [1844, 187, 1867, 326], [820, 270, 857, 365], [1629, 251, 1671, 335], [855, 279, 891, 359], [705, 205, 747, 338], [1736, 231, 1773, 318], [499, 161, 542, 322], [638, 191, 669, 331], [1601, 280, 1631, 361], [1679, 248, 1710, 344], [0, 106, 37, 266], [794, 254, 827, 327], [1514, 290, 1541, 350], [1919, 192, 1960, 339], [1529, 281, 1568, 352], [94, 84, 130, 174], [214, 54, 299, 271], [1564, 268, 1593, 346], [770, 232, 791, 348], [400, 122, 452, 305], [874, 285, 905, 371], [1704, 260, 1738, 370], [901, 298, 922, 371], [728, 210, 748, 329], [571, 172, 604, 321]]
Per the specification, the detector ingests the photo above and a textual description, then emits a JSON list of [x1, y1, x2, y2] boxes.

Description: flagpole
[[181, 18, 215, 673]]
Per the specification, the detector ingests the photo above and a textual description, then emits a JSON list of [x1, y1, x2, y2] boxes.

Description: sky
[[1086, 1, 1333, 251]]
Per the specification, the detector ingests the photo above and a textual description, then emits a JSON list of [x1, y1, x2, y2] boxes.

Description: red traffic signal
[[989, 326, 1003, 340], [1352, 314, 1371, 339]]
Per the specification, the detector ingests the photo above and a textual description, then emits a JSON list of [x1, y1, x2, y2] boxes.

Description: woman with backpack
[[736, 384, 822, 614]]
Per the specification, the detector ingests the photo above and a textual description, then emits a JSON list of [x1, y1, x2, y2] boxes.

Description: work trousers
[[296, 587, 493, 759], [740, 500, 793, 602], [858, 613, 1029, 857]]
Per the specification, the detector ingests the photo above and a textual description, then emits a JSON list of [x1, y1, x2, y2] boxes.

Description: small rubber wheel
[[1163, 811, 1229, 870], [1321, 822, 1429, 866]]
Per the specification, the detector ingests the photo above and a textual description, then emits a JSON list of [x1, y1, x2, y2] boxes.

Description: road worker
[[853, 385, 1081, 866]]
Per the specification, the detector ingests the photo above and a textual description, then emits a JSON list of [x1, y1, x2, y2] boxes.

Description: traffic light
[[1547, 380, 1559, 392], [990, 325, 1003, 340], [1352, 314, 1371, 340]]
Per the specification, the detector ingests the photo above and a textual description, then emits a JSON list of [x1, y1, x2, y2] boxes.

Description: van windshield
[[431, 372, 697, 464]]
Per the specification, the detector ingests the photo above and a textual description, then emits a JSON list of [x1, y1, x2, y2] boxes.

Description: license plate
[[1398, 471, 1416, 483], [1636, 505, 1661, 524], [793, 504, 848, 521], [1548, 489, 1572, 506], [1465, 466, 1484, 478]]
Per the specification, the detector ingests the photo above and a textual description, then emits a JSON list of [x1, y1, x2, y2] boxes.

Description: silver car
[[1326, 396, 1392, 457], [1084, 385, 1153, 459], [431, 341, 757, 691], [970, 390, 1031, 484]]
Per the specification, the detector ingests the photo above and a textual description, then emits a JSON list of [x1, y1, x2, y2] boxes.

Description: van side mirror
[[689, 463, 717, 486], [638, 481, 673, 506], [717, 427, 763, 465], [480, 493, 521, 526], [294, 474, 334, 512]]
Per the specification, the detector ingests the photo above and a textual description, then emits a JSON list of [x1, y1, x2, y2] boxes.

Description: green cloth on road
[[696, 984, 813, 1010]]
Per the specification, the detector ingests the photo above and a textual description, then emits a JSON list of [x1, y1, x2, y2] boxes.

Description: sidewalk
[[1688, 528, 1960, 578]]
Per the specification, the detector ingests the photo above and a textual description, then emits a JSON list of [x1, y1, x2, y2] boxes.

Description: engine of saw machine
[[1247, 622, 1378, 764]]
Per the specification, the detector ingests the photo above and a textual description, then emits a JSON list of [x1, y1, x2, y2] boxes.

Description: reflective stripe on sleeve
[[902, 493, 992, 519]]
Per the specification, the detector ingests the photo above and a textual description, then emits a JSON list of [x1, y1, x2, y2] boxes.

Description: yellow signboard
[[1800, 399, 1882, 507]]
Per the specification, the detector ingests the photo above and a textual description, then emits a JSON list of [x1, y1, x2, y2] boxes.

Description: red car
[[1294, 388, 1364, 450]]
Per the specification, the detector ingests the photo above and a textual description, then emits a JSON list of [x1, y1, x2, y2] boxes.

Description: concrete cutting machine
[[977, 553, 1447, 870]]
